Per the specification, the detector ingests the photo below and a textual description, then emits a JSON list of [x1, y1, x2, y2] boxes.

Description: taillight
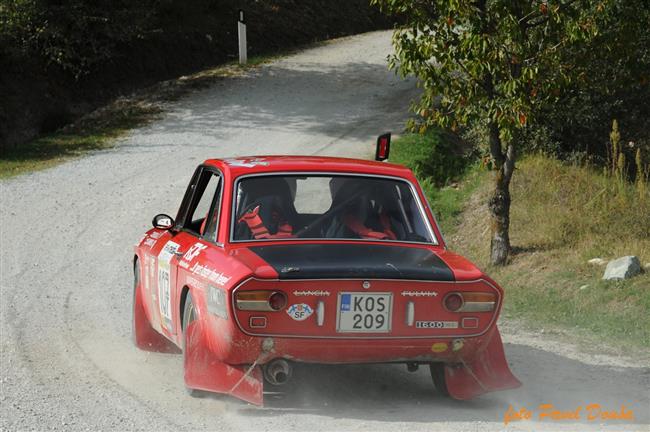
[[236, 290, 287, 311], [268, 292, 288, 311], [461, 292, 496, 312], [443, 292, 496, 312], [443, 293, 464, 312]]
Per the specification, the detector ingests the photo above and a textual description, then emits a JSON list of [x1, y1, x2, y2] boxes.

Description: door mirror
[[152, 214, 175, 230]]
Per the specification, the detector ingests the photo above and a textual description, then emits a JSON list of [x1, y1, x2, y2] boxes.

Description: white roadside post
[[238, 10, 247, 65]]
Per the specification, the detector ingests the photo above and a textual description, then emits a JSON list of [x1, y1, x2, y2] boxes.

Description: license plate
[[337, 292, 392, 333]]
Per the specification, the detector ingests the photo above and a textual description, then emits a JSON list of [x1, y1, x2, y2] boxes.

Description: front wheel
[[429, 363, 450, 396]]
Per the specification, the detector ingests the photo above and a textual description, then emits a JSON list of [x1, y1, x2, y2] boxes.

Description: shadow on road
[[233, 343, 649, 426], [122, 61, 418, 153]]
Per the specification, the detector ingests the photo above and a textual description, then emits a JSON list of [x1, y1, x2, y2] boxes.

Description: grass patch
[[454, 155, 650, 350], [0, 57, 278, 179], [0, 102, 161, 178], [392, 135, 650, 350]]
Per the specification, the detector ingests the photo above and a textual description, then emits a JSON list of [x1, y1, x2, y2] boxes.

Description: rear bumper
[[184, 315, 521, 405], [204, 313, 494, 365], [241, 333, 492, 364]]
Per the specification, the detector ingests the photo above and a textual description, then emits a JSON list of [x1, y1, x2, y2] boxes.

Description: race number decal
[[157, 241, 180, 331]]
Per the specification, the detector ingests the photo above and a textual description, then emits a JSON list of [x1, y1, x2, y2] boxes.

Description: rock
[[579, 285, 589, 290], [602, 256, 642, 280], [644, 262, 650, 270], [588, 258, 607, 266]]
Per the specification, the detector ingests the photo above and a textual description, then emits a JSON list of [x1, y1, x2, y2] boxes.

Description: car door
[[168, 166, 223, 337], [146, 166, 223, 338]]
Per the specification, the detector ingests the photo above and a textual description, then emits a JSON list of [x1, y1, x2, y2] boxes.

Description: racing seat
[[235, 177, 299, 240], [323, 180, 399, 240]]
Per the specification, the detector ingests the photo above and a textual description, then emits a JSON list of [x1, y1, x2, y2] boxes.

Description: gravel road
[[1, 31, 649, 432]]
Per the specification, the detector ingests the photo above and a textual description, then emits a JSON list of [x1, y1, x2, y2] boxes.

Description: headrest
[[241, 177, 292, 202]]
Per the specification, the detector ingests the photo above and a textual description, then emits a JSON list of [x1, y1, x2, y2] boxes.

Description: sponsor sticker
[[149, 256, 155, 284], [207, 285, 228, 319], [185, 276, 204, 289], [416, 321, 458, 329], [431, 342, 448, 353], [190, 262, 231, 286], [157, 241, 180, 330], [401, 290, 438, 297], [286, 303, 314, 321], [293, 290, 330, 297], [224, 157, 269, 168], [183, 242, 207, 262]]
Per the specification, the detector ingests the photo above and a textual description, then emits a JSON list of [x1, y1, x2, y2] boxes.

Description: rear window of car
[[231, 174, 435, 243]]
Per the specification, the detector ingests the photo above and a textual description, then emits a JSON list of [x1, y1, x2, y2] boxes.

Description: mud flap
[[445, 327, 521, 400], [133, 281, 180, 353], [184, 319, 263, 406]]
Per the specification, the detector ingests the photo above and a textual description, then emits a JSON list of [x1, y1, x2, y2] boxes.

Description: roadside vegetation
[[373, 0, 650, 266], [378, 1, 649, 351], [0, 101, 160, 178], [392, 131, 650, 350], [390, 131, 485, 233], [0, 0, 391, 162], [0, 59, 266, 179]]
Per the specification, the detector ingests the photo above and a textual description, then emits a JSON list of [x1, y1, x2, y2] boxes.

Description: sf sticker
[[157, 240, 180, 331], [286, 303, 314, 321]]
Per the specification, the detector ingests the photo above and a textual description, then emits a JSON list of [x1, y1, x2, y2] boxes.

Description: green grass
[[497, 265, 650, 351], [488, 156, 650, 350], [392, 133, 650, 351]]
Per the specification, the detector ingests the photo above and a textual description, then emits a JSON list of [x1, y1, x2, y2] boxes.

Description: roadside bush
[[390, 131, 484, 233], [391, 130, 477, 187], [525, 0, 650, 165]]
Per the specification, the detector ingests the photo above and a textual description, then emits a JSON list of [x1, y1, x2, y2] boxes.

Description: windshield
[[232, 175, 434, 243]]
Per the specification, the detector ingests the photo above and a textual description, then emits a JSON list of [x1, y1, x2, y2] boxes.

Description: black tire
[[181, 292, 197, 339], [182, 293, 207, 398], [429, 363, 450, 397], [131, 259, 140, 345]]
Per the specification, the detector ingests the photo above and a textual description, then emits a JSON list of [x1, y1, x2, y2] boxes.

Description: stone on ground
[[602, 256, 641, 280]]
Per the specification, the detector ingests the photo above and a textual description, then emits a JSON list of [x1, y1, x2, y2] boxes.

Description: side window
[[184, 169, 222, 241]]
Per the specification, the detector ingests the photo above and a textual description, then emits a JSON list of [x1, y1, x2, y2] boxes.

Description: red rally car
[[132, 135, 521, 405]]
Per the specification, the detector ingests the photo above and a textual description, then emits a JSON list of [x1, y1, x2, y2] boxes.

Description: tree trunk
[[487, 122, 515, 266]]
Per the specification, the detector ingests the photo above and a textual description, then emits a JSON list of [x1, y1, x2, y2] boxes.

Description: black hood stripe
[[248, 244, 454, 281]]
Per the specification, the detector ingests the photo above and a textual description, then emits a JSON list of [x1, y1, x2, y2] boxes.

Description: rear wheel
[[181, 293, 197, 339], [429, 363, 450, 396], [182, 293, 207, 398]]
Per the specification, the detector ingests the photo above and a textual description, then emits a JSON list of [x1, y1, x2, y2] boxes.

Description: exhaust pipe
[[263, 359, 292, 386]]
